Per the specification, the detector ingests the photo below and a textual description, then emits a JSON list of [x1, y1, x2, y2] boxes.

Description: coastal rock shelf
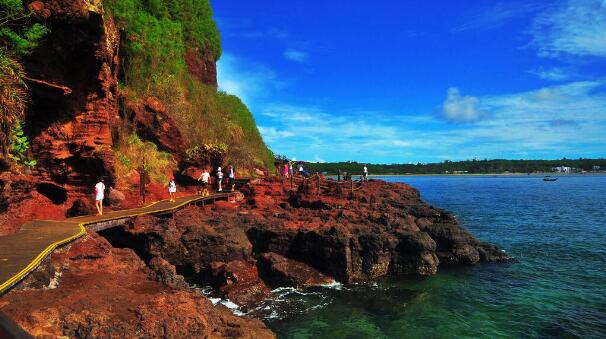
[[0, 178, 511, 336]]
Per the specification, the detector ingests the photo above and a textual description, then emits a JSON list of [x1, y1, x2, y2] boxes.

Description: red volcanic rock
[[143, 96, 166, 113], [23, 0, 119, 198], [106, 187, 125, 208], [0, 234, 274, 338], [28, 1, 51, 19], [0, 173, 69, 234], [148, 256, 188, 289], [185, 48, 218, 87], [124, 96, 186, 157], [257, 252, 334, 288], [28, 1, 44, 11], [95, 177, 511, 311], [210, 260, 272, 307], [65, 198, 95, 217]]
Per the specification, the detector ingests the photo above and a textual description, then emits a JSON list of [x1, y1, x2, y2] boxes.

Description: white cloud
[[257, 127, 294, 143], [259, 81, 606, 162], [528, 67, 569, 81], [530, 0, 606, 57], [453, 2, 543, 32], [283, 48, 310, 63], [441, 87, 488, 123], [218, 54, 606, 163], [217, 53, 285, 107]]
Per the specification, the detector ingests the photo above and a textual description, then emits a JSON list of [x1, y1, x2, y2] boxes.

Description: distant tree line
[[302, 159, 606, 175]]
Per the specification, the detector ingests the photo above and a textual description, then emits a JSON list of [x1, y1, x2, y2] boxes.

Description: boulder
[[210, 260, 272, 307], [148, 256, 187, 289], [106, 187, 125, 208], [257, 252, 334, 288], [66, 198, 94, 218], [124, 96, 186, 157]]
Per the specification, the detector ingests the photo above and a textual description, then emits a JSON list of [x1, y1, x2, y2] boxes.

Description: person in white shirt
[[228, 165, 236, 192], [363, 164, 369, 181], [216, 166, 223, 192], [198, 169, 211, 197], [94, 178, 105, 216], [168, 176, 177, 202]]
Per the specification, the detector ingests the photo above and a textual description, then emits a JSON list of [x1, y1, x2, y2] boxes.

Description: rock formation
[[95, 178, 511, 308], [0, 176, 512, 337], [0, 233, 274, 338]]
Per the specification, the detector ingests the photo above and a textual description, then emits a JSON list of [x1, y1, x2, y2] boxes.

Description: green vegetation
[[115, 133, 176, 184], [186, 142, 228, 166], [0, 49, 27, 155], [0, 0, 48, 158], [104, 0, 274, 174], [8, 122, 36, 167], [0, 0, 49, 54], [304, 159, 606, 175]]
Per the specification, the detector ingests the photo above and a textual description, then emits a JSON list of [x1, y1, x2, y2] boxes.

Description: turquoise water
[[261, 175, 606, 338]]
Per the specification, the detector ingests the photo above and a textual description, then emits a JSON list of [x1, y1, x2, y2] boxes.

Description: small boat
[[543, 176, 558, 182]]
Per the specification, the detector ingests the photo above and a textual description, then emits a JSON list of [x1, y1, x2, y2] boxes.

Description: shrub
[[0, 50, 27, 155], [8, 121, 36, 167], [114, 133, 176, 185], [1, 0, 49, 156]]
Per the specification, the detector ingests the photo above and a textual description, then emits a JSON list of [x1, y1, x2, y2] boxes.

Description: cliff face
[[25, 0, 119, 193], [0, 0, 123, 234], [0, 0, 270, 233]]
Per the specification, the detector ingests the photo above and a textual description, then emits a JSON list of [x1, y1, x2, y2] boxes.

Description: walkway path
[[0, 192, 238, 295]]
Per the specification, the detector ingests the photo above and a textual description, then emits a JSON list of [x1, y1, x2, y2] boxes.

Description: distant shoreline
[[355, 172, 606, 177]]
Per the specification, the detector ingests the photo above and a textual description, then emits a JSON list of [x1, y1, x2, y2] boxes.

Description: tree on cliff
[[0, 0, 48, 156]]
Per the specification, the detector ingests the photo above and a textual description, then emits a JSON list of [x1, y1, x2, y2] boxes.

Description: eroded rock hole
[[36, 183, 68, 204]]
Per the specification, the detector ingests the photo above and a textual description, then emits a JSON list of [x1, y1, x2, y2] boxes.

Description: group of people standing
[[93, 162, 366, 217], [166, 165, 236, 202], [280, 161, 311, 178], [195, 165, 236, 197]]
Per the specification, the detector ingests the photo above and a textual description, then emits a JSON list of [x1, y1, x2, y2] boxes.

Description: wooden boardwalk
[[0, 192, 238, 295]]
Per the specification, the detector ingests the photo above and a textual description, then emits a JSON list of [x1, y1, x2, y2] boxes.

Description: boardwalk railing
[[289, 173, 365, 194]]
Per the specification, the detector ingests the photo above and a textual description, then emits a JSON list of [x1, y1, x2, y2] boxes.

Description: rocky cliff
[[0, 0, 273, 234]]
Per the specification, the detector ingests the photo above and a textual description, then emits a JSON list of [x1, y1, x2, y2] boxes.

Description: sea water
[[258, 174, 606, 338]]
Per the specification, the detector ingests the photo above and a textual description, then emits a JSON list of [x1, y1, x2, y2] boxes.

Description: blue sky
[[212, 0, 606, 163]]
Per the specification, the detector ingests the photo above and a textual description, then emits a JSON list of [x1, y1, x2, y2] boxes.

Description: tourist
[[216, 166, 223, 192], [197, 168, 211, 197], [94, 178, 105, 216], [283, 163, 289, 178], [168, 176, 177, 202], [228, 165, 236, 192], [363, 164, 368, 181], [299, 162, 310, 178]]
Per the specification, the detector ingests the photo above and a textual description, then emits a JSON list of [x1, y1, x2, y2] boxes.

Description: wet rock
[[210, 260, 272, 307], [257, 252, 334, 288]]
